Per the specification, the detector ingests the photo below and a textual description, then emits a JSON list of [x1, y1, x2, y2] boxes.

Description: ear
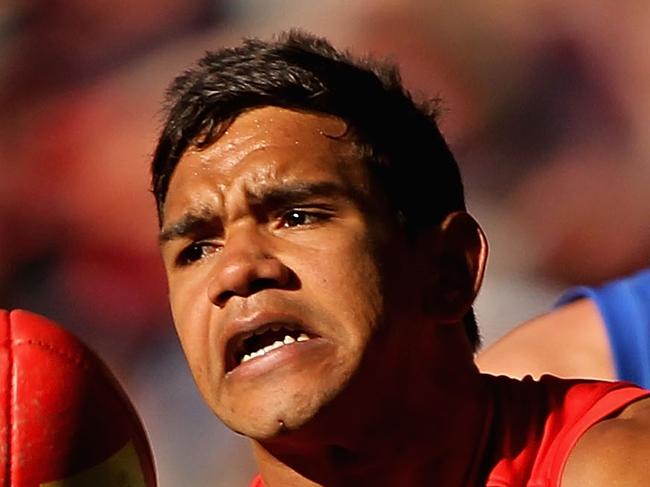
[[423, 211, 488, 322]]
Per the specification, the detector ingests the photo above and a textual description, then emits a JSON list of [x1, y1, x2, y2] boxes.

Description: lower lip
[[225, 337, 330, 380]]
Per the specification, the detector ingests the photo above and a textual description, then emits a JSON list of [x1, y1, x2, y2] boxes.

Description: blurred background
[[1, 0, 649, 484]]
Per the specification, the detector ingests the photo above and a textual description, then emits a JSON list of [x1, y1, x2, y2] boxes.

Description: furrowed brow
[[159, 182, 361, 244], [251, 182, 350, 208], [159, 210, 221, 244]]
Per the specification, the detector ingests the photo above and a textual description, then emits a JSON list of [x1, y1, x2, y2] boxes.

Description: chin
[[228, 402, 322, 440], [206, 345, 364, 441], [218, 384, 344, 442]]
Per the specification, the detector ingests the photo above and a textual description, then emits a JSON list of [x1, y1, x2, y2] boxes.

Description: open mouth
[[228, 323, 314, 371]]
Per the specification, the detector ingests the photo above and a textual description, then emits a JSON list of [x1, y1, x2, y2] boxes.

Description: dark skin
[[159, 106, 650, 486]]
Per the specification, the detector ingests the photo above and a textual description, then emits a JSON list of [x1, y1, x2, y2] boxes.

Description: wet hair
[[151, 29, 480, 349]]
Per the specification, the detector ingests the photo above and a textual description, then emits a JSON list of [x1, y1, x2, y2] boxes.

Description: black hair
[[151, 29, 480, 349]]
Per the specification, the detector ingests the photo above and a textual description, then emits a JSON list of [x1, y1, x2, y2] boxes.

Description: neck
[[252, 363, 492, 486]]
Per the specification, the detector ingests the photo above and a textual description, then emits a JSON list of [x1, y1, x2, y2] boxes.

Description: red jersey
[[250, 376, 649, 486], [483, 375, 648, 486]]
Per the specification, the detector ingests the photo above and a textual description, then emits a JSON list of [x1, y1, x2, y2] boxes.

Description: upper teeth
[[241, 333, 310, 363]]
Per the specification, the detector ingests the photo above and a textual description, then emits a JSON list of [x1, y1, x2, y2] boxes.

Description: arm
[[477, 298, 616, 381], [562, 396, 650, 486]]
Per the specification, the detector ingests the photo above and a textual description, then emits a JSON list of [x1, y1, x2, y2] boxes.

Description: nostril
[[215, 290, 236, 307], [249, 277, 280, 294], [214, 278, 281, 307]]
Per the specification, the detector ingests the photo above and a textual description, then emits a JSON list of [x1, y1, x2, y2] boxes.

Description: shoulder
[[562, 396, 650, 486], [477, 299, 614, 381]]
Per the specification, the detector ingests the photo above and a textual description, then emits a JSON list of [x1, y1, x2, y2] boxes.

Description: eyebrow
[[159, 208, 221, 244], [248, 181, 348, 208], [158, 181, 353, 244]]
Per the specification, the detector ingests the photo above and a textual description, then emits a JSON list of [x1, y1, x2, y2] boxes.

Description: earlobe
[[425, 211, 488, 321]]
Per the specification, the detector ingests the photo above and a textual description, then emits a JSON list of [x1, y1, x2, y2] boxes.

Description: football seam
[[11, 339, 91, 372]]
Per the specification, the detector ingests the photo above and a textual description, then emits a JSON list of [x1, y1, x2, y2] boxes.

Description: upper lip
[[223, 311, 317, 372]]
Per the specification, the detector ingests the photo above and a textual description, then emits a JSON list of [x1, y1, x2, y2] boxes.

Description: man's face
[[160, 106, 413, 439]]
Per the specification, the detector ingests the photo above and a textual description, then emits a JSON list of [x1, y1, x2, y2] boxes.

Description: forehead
[[163, 106, 365, 219]]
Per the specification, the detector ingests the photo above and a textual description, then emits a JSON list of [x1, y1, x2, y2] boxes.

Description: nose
[[207, 226, 291, 307]]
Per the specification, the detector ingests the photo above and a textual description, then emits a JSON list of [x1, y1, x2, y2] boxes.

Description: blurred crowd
[[1, 1, 649, 485]]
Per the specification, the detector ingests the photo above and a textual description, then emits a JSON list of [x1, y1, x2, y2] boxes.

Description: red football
[[0, 309, 156, 486]]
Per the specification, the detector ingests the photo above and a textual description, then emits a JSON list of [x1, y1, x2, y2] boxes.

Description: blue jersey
[[558, 268, 650, 389]]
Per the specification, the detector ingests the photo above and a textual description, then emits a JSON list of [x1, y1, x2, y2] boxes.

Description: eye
[[279, 210, 324, 228], [177, 241, 220, 266]]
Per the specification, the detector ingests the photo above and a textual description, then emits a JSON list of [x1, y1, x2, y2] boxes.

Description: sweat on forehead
[[187, 106, 351, 163], [158, 106, 358, 221], [161, 107, 367, 223]]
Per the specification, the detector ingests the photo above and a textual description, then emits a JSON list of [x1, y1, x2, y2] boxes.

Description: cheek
[[300, 235, 385, 336], [168, 273, 213, 374]]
